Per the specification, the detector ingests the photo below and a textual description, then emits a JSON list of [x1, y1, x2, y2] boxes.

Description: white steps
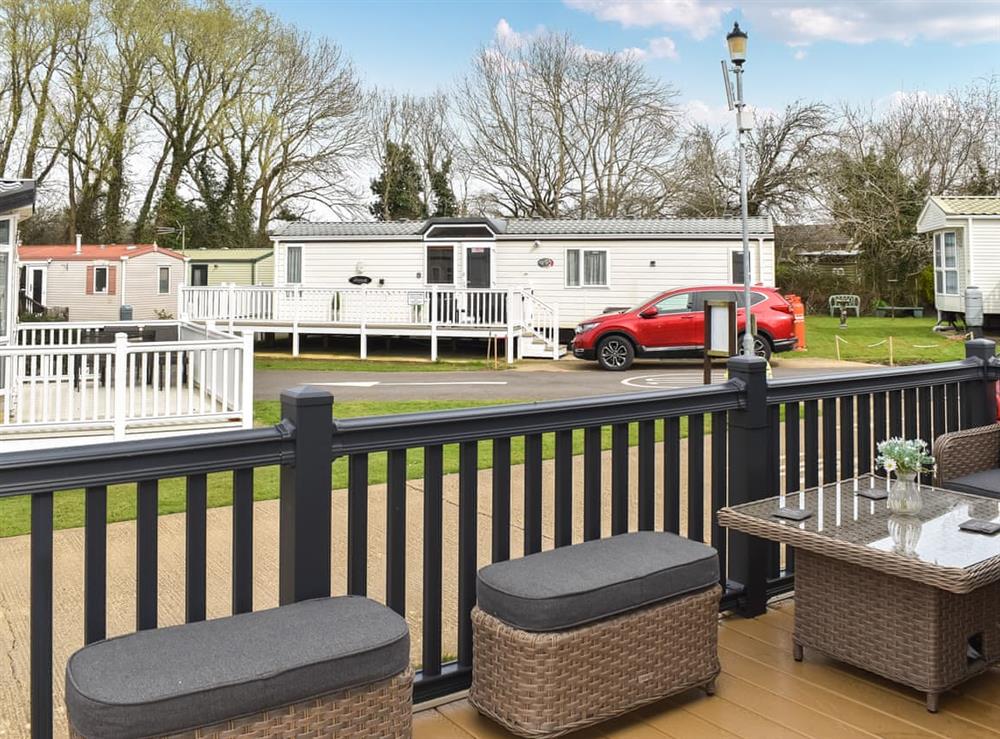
[[519, 336, 567, 359]]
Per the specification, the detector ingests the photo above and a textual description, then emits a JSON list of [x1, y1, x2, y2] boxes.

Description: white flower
[[883, 458, 897, 472]]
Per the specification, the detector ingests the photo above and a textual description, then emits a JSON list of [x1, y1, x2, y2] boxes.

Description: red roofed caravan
[[17, 241, 186, 321]]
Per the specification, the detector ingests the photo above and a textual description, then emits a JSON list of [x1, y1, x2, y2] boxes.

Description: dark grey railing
[[2, 340, 997, 738]]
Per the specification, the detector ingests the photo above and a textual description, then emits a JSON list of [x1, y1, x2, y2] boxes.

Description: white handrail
[[1, 329, 252, 439]]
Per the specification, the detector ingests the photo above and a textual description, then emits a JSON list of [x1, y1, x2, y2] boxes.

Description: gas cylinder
[[788, 294, 807, 350]]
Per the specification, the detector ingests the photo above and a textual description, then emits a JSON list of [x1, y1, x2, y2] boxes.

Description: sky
[[260, 0, 1000, 125]]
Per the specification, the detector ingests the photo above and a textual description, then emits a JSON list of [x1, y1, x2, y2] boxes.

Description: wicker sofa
[[469, 531, 721, 738], [65, 596, 412, 739], [934, 424, 1000, 499]]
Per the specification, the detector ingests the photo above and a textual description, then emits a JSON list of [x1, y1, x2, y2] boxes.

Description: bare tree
[[458, 32, 678, 218], [208, 25, 366, 238], [672, 101, 831, 219]]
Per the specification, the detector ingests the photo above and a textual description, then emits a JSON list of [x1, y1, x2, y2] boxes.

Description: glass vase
[[888, 470, 922, 515], [887, 514, 922, 557]]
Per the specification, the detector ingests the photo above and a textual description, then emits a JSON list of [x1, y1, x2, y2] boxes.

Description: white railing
[[180, 285, 528, 360], [178, 284, 562, 362], [518, 290, 561, 360], [1, 328, 253, 440]]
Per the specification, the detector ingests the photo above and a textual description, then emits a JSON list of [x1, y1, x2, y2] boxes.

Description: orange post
[[789, 294, 807, 350]]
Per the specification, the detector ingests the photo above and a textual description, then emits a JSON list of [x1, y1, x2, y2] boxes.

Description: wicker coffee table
[[718, 475, 1000, 712]]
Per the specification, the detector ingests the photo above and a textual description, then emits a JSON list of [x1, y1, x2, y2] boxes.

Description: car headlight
[[575, 322, 599, 334]]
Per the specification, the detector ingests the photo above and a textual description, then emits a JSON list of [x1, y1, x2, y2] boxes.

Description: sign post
[[703, 300, 737, 384]]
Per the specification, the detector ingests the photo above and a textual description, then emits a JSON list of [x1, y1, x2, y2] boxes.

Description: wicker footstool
[[65, 596, 412, 738], [470, 532, 721, 738]]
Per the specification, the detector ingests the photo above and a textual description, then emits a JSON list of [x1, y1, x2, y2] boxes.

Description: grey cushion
[[943, 469, 1000, 500], [65, 596, 409, 739], [477, 532, 718, 632]]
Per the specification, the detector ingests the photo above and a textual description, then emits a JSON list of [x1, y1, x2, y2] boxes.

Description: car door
[[635, 291, 694, 348]]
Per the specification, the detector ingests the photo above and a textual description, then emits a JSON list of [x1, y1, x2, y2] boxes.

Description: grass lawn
[[254, 356, 506, 372], [0, 399, 713, 538], [782, 315, 967, 365]]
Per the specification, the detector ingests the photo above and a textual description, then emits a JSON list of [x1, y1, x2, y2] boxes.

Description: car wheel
[[597, 336, 635, 371], [740, 333, 772, 361]]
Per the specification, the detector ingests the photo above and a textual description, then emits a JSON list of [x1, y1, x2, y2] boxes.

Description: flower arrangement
[[875, 437, 935, 476]]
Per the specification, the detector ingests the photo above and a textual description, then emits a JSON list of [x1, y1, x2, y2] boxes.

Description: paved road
[[255, 359, 865, 402]]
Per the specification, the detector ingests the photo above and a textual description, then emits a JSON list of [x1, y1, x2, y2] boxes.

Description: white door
[[26, 265, 46, 306]]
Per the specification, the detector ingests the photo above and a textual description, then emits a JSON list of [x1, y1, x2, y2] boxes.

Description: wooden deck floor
[[414, 599, 1000, 738]]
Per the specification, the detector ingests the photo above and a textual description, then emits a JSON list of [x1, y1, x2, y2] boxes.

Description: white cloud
[[793, 49, 807, 60], [684, 99, 734, 127], [565, 0, 729, 40], [496, 19, 679, 61], [622, 36, 680, 60], [565, 1, 1000, 46], [648, 36, 680, 59], [683, 99, 779, 128]]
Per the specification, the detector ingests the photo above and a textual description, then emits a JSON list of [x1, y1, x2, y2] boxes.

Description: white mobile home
[[917, 196, 1000, 321], [270, 216, 775, 330], [178, 216, 775, 360]]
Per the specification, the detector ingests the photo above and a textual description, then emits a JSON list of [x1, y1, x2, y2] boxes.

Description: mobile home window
[[286, 246, 302, 284], [158, 266, 170, 294], [426, 245, 454, 284], [731, 250, 750, 284], [933, 232, 958, 295], [0, 218, 10, 248], [94, 266, 108, 294], [565, 248, 608, 287]]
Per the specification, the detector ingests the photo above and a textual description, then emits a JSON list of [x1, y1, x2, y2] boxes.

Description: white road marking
[[314, 380, 509, 387], [620, 373, 725, 389]]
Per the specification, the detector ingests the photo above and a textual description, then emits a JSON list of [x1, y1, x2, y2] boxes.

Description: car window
[[690, 290, 737, 311], [654, 292, 692, 313], [734, 291, 769, 307]]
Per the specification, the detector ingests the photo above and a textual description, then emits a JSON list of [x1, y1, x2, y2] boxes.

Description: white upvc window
[[286, 245, 302, 284], [158, 266, 171, 294], [933, 231, 959, 295], [565, 248, 609, 287]]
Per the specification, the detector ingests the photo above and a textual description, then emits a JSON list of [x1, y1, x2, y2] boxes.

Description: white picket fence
[[178, 285, 561, 361], [0, 322, 253, 440]]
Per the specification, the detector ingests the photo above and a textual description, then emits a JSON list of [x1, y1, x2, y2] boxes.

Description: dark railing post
[[963, 339, 997, 429], [279, 386, 333, 605], [727, 355, 769, 617]]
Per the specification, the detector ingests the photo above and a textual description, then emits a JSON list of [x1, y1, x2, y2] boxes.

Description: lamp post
[[722, 22, 754, 357]]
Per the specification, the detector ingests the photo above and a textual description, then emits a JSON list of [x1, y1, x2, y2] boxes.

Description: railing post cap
[[727, 355, 768, 374], [966, 338, 996, 354], [280, 385, 333, 407]]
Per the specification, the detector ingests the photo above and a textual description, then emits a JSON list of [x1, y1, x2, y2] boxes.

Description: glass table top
[[730, 475, 1000, 570]]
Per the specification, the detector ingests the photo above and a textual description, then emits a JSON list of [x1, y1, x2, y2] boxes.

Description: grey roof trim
[[273, 215, 773, 241], [273, 232, 774, 243], [419, 216, 505, 235], [0, 179, 35, 215]]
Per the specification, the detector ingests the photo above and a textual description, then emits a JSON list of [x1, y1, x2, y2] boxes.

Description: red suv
[[570, 285, 797, 370]]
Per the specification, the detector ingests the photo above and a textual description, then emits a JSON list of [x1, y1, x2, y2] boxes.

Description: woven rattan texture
[[794, 551, 999, 694], [935, 424, 1000, 482], [717, 500, 1000, 594], [469, 585, 721, 738], [69, 668, 413, 739]]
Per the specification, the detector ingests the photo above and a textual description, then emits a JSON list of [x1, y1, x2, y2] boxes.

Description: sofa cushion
[[66, 596, 409, 739], [942, 468, 1000, 500], [477, 531, 718, 632]]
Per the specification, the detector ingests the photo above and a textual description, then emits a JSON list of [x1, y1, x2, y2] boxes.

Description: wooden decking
[[414, 599, 1000, 738]]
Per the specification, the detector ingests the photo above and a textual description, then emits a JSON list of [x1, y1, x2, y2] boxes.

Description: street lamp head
[[726, 22, 748, 66]]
